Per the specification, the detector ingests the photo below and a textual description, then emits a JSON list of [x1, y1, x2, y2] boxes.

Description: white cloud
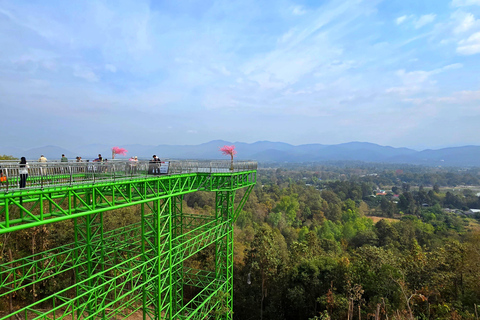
[[278, 29, 295, 44], [457, 31, 480, 54], [283, 83, 326, 96], [452, 0, 480, 7], [397, 69, 431, 84], [292, 6, 306, 16], [386, 69, 431, 95], [452, 89, 480, 102], [212, 64, 231, 76], [2, 0, 479, 148], [396, 15, 407, 25], [248, 72, 286, 89], [202, 91, 240, 110], [0, 7, 68, 43], [243, 0, 372, 88], [452, 11, 479, 33], [395, 14, 436, 29], [440, 63, 464, 71], [105, 64, 117, 72], [411, 89, 480, 110], [73, 66, 99, 82], [386, 64, 463, 95], [415, 14, 436, 29]]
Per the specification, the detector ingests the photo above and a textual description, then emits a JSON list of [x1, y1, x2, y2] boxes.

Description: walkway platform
[[0, 160, 257, 193]]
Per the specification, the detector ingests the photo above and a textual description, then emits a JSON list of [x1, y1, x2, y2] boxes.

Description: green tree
[[285, 256, 348, 319], [351, 246, 404, 313], [0, 155, 17, 160], [380, 198, 396, 217], [398, 192, 418, 215], [245, 225, 285, 320], [375, 219, 399, 247], [273, 195, 300, 226]]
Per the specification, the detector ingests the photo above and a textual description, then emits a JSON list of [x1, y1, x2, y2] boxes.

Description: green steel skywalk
[[0, 160, 256, 320]]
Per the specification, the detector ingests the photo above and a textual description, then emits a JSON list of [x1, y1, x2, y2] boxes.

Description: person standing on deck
[[129, 156, 138, 174], [19, 157, 29, 188], [149, 155, 160, 174], [154, 155, 161, 175], [38, 155, 47, 162], [61, 154, 68, 162]]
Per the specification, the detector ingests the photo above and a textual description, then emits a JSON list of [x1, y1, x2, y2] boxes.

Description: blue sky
[[1, 0, 480, 150]]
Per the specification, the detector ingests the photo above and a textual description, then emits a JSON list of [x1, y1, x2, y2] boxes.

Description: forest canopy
[[2, 162, 480, 320]]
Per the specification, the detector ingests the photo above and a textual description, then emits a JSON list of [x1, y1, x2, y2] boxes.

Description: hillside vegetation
[[2, 164, 480, 319], [226, 165, 480, 320]]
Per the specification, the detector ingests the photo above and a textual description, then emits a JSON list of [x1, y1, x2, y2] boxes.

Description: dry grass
[[466, 219, 480, 232], [367, 216, 400, 224]]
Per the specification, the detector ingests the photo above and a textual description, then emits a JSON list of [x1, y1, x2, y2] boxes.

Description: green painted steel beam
[[0, 168, 256, 320], [0, 171, 256, 234]]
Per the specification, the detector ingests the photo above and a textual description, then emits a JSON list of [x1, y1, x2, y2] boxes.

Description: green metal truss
[[0, 168, 256, 320]]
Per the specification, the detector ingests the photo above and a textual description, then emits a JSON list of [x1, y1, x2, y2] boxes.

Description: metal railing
[[0, 160, 257, 193]]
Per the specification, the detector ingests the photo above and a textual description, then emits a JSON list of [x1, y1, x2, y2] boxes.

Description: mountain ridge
[[1, 141, 479, 166]]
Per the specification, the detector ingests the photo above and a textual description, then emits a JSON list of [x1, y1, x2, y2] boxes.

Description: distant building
[[444, 208, 463, 214]]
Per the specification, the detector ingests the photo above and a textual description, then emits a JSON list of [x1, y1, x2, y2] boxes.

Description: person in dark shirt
[[149, 155, 161, 174], [19, 157, 29, 188]]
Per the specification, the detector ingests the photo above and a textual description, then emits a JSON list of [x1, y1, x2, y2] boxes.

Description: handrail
[[0, 160, 257, 193]]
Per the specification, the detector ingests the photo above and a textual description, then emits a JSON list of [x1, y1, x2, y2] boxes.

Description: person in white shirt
[[38, 155, 47, 162]]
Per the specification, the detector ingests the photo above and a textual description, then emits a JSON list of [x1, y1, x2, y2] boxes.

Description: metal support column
[[141, 201, 157, 320], [75, 211, 105, 318], [215, 191, 236, 320], [157, 197, 173, 319], [172, 195, 184, 316]]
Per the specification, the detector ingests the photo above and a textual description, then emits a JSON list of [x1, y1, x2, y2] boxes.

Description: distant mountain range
[[1, 140, 480, 167]]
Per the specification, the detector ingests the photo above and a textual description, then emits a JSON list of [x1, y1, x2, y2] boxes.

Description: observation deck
[[0, 159, 257, 320], [0, 159, 257, 193]]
